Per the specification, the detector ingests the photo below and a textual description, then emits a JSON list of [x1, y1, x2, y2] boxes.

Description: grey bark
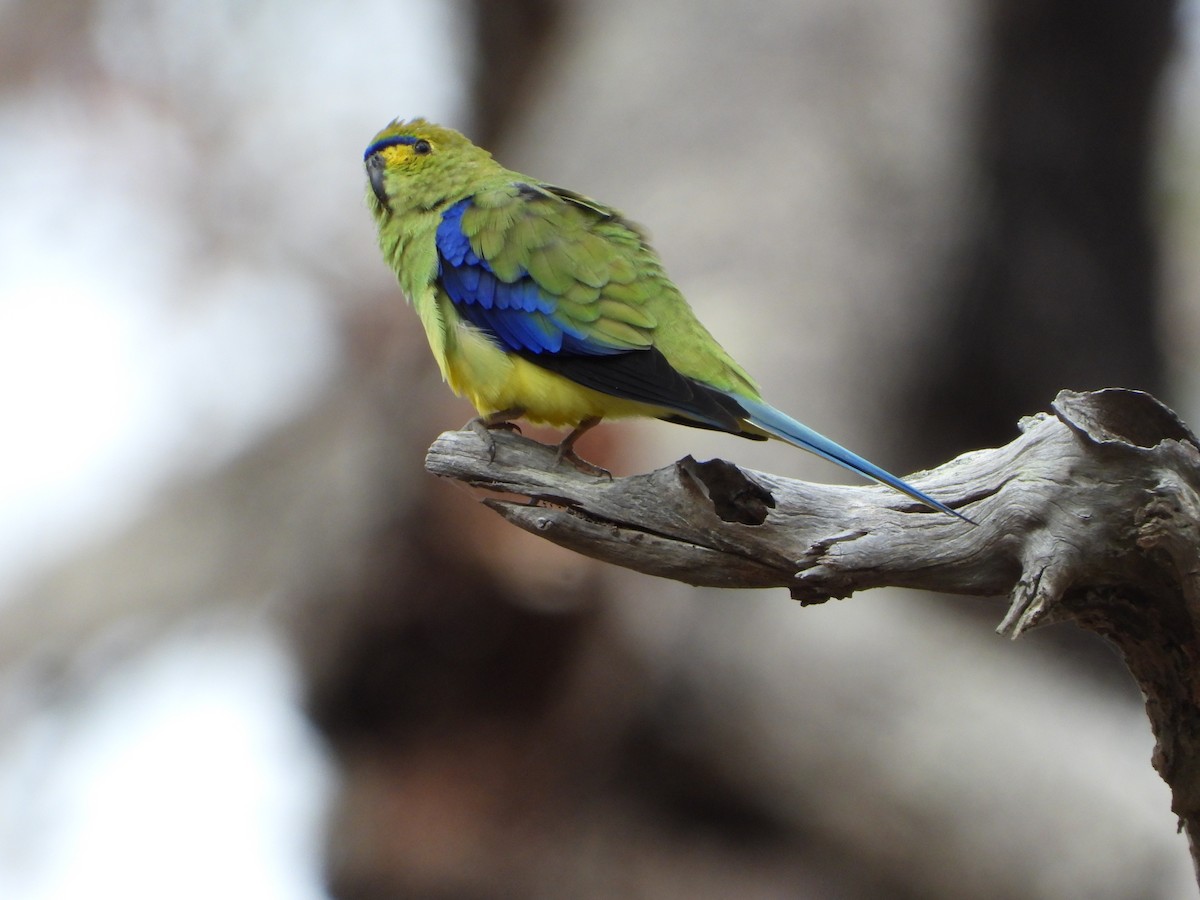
[[426, 388, 1200, 883]]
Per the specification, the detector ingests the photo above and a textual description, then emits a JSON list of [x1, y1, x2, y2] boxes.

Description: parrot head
[[363, 118, 495, 217]]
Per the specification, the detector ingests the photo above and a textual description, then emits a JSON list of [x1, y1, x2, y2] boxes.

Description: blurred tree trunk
[[906, 0, 1179, 695], [468, 0, 566, 148], [911, 0, 1176, 461]]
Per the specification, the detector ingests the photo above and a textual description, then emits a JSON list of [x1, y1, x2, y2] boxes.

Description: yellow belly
[[442, 322, 663, 427]]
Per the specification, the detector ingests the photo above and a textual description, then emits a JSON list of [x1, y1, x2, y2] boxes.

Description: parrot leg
[[555, 417, 611, 479], [467, 407, 524, 461]]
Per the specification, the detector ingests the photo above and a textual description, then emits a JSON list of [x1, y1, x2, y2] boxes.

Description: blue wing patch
[[435, 199, 620, 356], [435, 199, 751, 433]]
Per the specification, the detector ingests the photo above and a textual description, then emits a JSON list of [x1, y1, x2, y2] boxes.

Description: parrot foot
[[557, 450, 612, 479], [555, 417, 612, 479], [467, 407, 524, 462]]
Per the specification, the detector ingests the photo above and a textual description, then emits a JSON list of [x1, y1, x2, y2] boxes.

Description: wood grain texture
[[427, 387, 1200, 882]]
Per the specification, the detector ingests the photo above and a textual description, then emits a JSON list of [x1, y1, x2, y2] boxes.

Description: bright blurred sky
[[0, 622, 332, 900], [0, 1, 464, 897]]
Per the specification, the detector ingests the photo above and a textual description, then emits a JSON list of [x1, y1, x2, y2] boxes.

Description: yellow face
[[363, 119, 494, 217], [364, 132, 436, 208], [374, 136, 434, 165]]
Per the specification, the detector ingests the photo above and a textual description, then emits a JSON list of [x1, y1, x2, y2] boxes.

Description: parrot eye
[[413, 139, 432, 155]]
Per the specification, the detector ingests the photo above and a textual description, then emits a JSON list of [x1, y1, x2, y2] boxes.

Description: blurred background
[[0, 0, 1198, 896]]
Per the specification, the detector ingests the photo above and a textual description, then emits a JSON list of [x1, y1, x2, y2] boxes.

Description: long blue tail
[[733, 395, 971, 522]]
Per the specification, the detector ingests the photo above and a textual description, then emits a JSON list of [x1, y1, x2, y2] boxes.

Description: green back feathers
[[365, 119, 761, 398]]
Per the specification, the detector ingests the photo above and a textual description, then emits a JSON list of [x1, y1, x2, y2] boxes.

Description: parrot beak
[[365, 154, 390, 210]]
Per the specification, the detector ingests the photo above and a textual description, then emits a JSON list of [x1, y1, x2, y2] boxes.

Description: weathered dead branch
[[425, 388, 1200, 879]]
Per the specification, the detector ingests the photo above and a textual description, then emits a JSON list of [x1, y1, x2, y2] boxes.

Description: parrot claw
[[555, 447, 612, 479], [554, 417, 611, 479], [467, 408, 524, 462]]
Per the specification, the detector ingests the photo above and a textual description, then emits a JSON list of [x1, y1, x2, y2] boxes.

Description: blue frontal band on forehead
[[363, 134, 418, 160]]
